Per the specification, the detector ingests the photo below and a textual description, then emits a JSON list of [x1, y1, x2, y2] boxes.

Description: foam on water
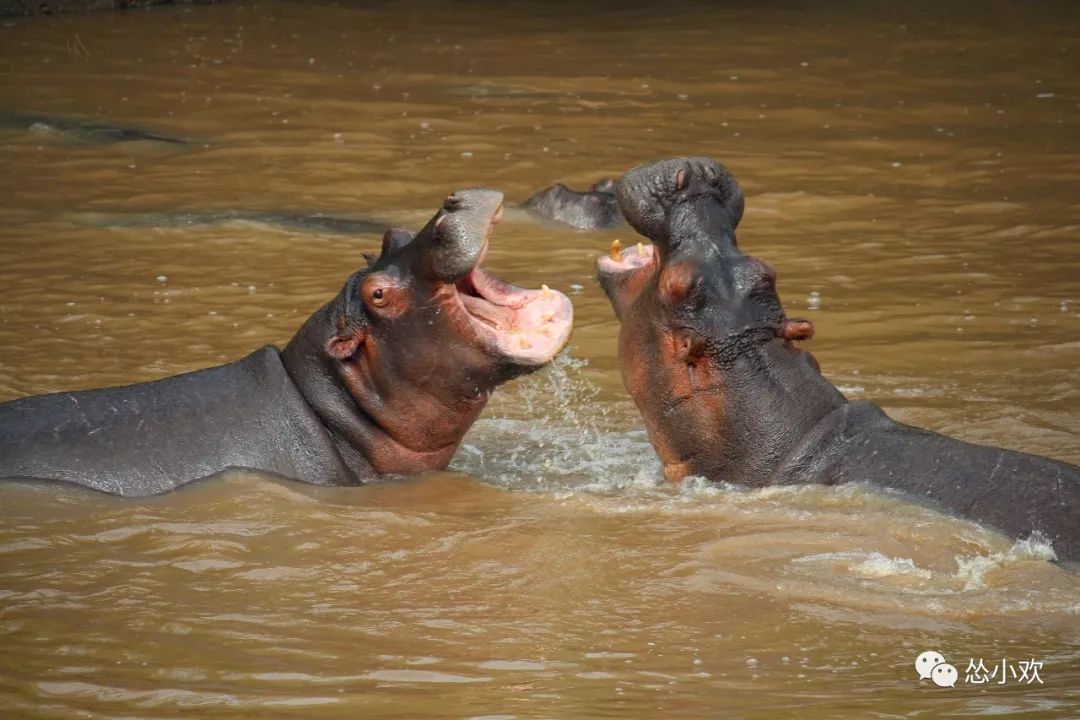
[[453, 351, 662, 492], [954, 533, 1058, 591]]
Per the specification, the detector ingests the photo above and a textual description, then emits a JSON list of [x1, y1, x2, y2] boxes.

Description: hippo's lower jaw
[[450, 266, 573, 367], [597, 238, 657, 278], [596, 239, 657, 320]]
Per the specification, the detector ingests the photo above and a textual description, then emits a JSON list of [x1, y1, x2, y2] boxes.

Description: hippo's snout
[[420, 189, 504, 282], [616, 157, 745, 248]]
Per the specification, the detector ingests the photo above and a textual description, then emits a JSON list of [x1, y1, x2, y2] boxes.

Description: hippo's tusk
[[610, 238, 622, 260]]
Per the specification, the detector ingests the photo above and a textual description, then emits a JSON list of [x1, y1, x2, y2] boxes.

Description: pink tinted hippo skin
[[521, 177, 622, 229], [597, 156, 1080, 561], [0, 189, 573, 497]]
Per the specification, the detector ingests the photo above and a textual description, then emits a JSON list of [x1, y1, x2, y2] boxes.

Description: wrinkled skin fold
[[598, 156, 1080, 560], [0, 189, 573, 496]]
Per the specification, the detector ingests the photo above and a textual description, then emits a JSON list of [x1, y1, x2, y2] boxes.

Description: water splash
[[452, 351, 661, 492]]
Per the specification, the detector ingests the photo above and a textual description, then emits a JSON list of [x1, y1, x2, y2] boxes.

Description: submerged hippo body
[[0, 113, 189, 145], [0, 190, 573, 496], [521, 177, 622, 230], [598, 157, 1080, 560], [70, 209, 387, 236]]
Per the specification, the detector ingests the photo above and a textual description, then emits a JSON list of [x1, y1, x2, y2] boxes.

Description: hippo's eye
[[361, 273, 406, 315], [368, 286, 389, 307]]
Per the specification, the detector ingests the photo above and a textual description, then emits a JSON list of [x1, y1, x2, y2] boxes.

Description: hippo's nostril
[[674, 168, 687, 191]]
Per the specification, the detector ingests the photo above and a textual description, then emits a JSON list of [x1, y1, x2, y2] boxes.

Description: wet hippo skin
[[0, 189, 573, 496], [597, 157, 1080, 560], [521, 177, 622, 229]]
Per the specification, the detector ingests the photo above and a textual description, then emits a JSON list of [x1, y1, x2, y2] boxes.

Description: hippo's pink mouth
[[596, 238, 657, 276], [454, 268, 573, 365], [444, 209, 573, 366]]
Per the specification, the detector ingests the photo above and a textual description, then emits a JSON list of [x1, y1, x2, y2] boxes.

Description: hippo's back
[[0, 347, 349, 496]]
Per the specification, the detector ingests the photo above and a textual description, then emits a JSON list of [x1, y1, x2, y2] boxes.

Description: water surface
[[0, 1, 1078, 717]]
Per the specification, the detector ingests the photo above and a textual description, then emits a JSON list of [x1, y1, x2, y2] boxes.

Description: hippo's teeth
[[610, 238, 622, 260], [542, 311, 555, 322], [541, 284, 552, 300], [538, 326, 552, 337], [517, 334, 532, 349], [637, 242, 644, 256]]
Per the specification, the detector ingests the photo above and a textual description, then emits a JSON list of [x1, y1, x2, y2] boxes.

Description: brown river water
[[1, 1, 1078, 717]]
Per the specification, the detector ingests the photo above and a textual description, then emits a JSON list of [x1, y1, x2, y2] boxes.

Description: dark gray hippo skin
[[598, 156, 1080, 560], [0, 113, 189, 145], [521, 177, 622, 230], [1, 1, 216, 17], [0, 189, 573, 496], [70, 209, 387, 236], [75, 178, 618, 236]]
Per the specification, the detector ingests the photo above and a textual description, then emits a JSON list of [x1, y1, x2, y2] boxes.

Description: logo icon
[[932, 662, 958, 688], [915, 650, 946, 681], [915, 650, 956, 688]]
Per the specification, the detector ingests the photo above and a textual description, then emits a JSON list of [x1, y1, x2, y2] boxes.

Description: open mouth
[[596, 237, 657, 277], [448, 208, 574, 365], [594, 238, 659, 318]]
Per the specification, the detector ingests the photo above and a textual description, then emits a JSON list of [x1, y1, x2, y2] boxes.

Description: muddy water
[[0, 1, 1078, 717]]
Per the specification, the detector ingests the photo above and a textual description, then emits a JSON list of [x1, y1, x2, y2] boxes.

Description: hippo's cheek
[[619, 325, 725, 481]]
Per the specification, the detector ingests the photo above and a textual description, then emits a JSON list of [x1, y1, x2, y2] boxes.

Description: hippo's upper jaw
[[284, 188, 573, 477]]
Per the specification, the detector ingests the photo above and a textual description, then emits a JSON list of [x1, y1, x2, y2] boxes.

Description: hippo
[[521, 177, 622, 230], [0, 113, 189, 145], [75, 177, 620, 236], [69, 209, 387, 236], [596, 157, 1080, 560], [0, 189, 573, 496], [1, 1, 212, 17]]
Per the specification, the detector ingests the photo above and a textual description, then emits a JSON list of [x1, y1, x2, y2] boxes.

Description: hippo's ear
[[782, 318, 815, 342], [380, 228, 415, 259], [590, 177, 617, 194], [326, 328, 365, 360]]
